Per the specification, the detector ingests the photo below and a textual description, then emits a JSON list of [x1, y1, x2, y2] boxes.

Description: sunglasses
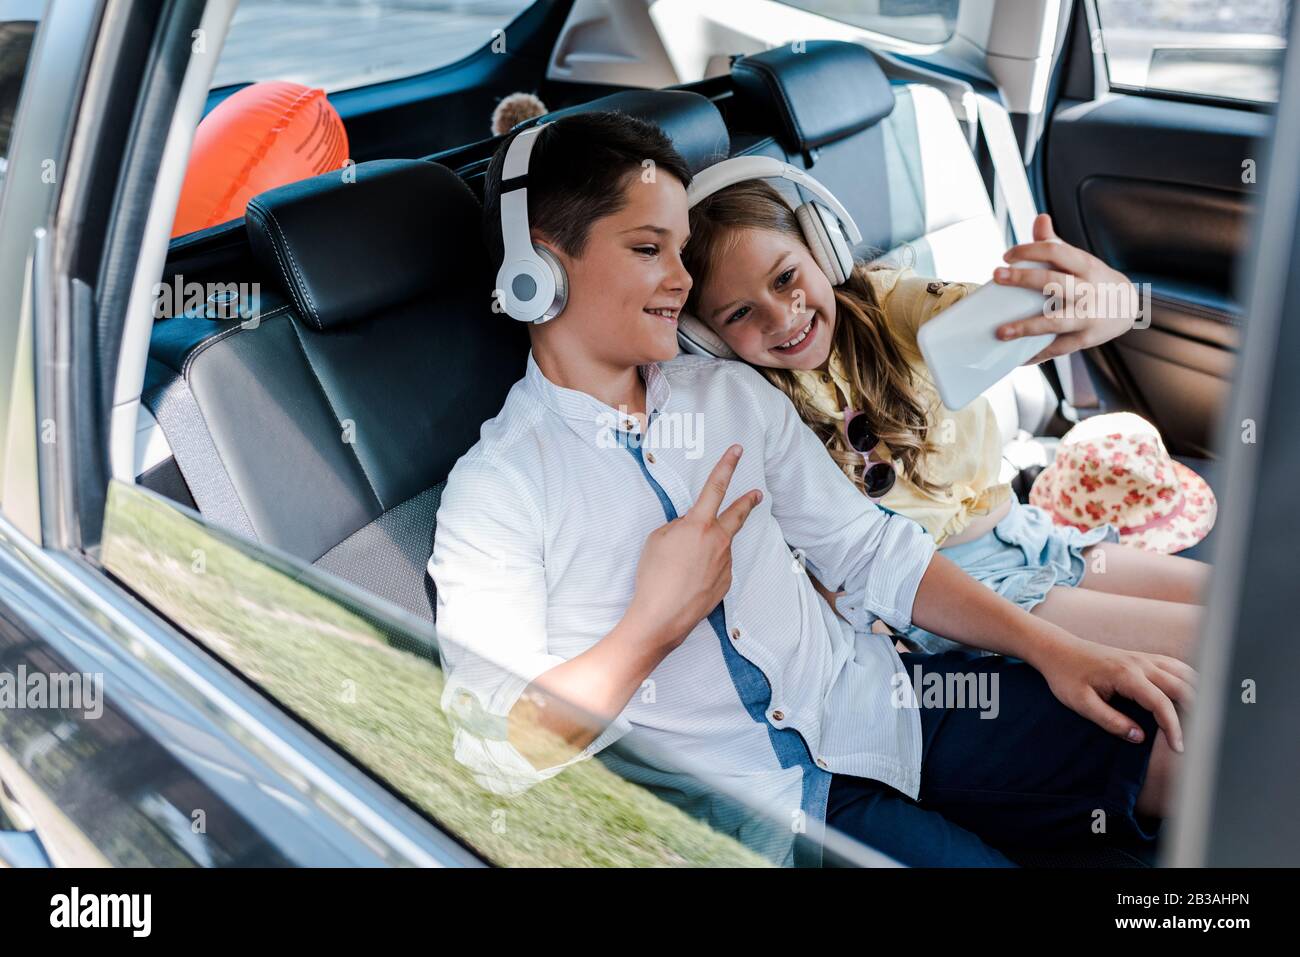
[[843, 407, 897, 500]]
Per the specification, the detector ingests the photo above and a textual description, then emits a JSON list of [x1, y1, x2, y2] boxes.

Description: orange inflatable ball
[[171, 81, 350, 238]]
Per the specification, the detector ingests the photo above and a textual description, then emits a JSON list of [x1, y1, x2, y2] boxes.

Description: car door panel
[[1044, 79, 1269, 460], [1076, 176, 1248, 296], [1112, 325, 1235, 458]]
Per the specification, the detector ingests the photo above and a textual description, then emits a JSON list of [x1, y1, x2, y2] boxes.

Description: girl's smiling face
[[692, 226, 839, 371]]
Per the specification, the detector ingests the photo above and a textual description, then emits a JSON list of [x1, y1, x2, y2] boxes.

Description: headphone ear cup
[[677, 311, 738, 359], [796, 202, 854, 285], [531, 243, 568, 322], [796, 203, 841, 284], [820, 203, 856, 284]]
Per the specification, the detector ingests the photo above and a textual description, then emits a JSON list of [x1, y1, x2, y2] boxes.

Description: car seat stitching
[[267, 210, 323, 330], [285, 317, 386, 512], [246, 202, 313, 325], [245, 203, 295, 305], [180, 304, 292, 379], [260, 203, 325, 331], [248, 201, 320, 330]]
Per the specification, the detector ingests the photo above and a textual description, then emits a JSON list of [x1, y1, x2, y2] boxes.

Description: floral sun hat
[[1029, 412, 1217, 554]]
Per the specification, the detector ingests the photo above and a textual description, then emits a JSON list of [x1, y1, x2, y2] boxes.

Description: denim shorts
[[900, 498, 1120, 655]]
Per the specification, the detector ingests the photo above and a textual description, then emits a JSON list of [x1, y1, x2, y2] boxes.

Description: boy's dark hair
[[482, 110, 693, 270]]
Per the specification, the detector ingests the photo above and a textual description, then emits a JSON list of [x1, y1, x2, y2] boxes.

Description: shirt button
[[730, 627, 741, 640], [816, 757, 828, 769], [623, 419, 636, 431], [646, 452, 656, 464], [771, 710, 785, 722]]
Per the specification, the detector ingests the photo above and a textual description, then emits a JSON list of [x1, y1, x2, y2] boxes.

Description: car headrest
[[522, 89, 730, 174], [732, 40, 895, 152], [245, 159, 479, 331]]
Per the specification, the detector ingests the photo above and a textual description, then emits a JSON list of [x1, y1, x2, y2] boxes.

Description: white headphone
[[677, 156, 863, 359], [496, 123, 568, 323]]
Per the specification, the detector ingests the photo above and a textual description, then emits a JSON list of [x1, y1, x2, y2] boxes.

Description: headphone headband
[[496, 122, 567, 323], [677, 157, 861, 360], [499, 124, 544, 264], [687, 156, 863, 245]]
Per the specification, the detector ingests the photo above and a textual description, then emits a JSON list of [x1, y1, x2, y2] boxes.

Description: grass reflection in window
[[101, 481, 769, 867]]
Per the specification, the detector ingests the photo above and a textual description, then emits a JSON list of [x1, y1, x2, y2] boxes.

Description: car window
[[211, 0, 538, 93], [1095, 0, 1290, 104], [0, 13, 40, 196], [777, 0, 959, 45], [99, 479, 804, 867]]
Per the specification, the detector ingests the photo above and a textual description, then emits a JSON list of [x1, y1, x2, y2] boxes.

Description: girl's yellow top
[[789, 268, 1011, 546]]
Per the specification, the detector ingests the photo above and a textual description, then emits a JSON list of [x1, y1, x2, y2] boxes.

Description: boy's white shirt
[[428, 350, 936, 857]]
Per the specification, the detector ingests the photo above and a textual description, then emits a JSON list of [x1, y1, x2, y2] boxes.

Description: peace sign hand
[[626, 445, 762, 651]]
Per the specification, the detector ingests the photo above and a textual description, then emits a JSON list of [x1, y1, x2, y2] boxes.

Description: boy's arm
[[727, 361, 935, 634], [431, 451, 760, 793], [430, 460, 638, 794]]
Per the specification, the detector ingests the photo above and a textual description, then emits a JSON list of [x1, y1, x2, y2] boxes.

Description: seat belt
[[141, 365, 258, 541], [972, 93, 1101, 417]]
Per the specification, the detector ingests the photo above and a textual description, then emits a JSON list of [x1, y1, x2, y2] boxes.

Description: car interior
[[67, 0, 1276, 867], [132, 0, 1251, 633]]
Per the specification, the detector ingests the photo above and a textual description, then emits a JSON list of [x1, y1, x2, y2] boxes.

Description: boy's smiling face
[[538, 170, 692, 367]]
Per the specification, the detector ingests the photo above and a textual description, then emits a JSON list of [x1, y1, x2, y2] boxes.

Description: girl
[[682, 180, 1209, 662]]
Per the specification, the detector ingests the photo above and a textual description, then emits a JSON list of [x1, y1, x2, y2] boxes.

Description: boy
[[428, 111, 1192, 867]]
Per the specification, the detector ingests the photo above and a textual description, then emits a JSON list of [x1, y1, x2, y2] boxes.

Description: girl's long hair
[[683, 180, 947, 496]]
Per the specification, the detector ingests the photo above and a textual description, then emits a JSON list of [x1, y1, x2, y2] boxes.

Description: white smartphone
[[915, 261, 1057, 411]]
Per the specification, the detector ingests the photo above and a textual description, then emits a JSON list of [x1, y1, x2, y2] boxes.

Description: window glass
[[0, 13, 41, 195], [101, 480, 797, 866], [1095, 0, 1290, 103], [212, 0, 537, 92], [777, 0, 959, 45]]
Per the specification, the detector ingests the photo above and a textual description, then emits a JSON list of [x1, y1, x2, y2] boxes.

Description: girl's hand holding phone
[[992, 213, 1141, 365]]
